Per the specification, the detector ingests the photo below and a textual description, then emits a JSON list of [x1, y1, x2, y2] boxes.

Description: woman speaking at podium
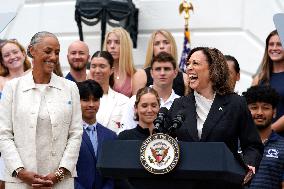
[[168, 47, 263, 188]]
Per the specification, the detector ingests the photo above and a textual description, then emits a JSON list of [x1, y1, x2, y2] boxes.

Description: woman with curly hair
[[167, 47, 263, 188], [252, 29, 284, 136]]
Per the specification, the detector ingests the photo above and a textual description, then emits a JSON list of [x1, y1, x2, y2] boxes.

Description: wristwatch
[[12, 167, 24, 177]]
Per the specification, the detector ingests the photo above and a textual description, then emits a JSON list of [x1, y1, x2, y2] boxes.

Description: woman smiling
[[0, 31, 82, 189], [168, 47, 263, 188], [118, 87, 160, 140]]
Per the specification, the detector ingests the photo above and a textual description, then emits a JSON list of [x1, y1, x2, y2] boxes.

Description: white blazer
[[96, 87, 129, 134], [0, 72, 83, 183]]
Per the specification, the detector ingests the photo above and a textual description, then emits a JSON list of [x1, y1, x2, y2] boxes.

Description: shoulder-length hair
[[187, 47, 231, 95], [0, 40, 31, 77], [257, 29, 278, 85], [103, 27, 136, 77], [144, 29, 178, 68]]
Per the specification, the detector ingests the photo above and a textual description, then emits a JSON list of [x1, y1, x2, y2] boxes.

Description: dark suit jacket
[[168, 93, 263, 168], [75, 123, 117, 189]]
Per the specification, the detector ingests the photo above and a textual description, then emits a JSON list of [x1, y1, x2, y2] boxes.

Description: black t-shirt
[[118, 125, 150, 140]]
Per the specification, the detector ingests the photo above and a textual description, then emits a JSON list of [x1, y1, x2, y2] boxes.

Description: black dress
[[116, 125, 151, 189], [118, 125, 151, 140]]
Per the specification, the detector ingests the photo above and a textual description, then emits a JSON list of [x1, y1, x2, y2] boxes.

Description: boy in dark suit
[[76, 79, 117, 189]]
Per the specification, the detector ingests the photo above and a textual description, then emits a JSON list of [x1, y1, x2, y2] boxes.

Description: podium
[[97, 140, 246, 189]]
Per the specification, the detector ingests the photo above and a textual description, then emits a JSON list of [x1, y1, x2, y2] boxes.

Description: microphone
[[168, 111, 185, 135], [153, 107, 168, 133]]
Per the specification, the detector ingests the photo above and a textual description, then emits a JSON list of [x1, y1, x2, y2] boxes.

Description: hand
[[32, 173, 57, 188], [32, 186, 52, 189], [243, 165, 255, 185], [17, 169, 53, 187], [42, 172, 58, 185], [42, 167, 69, 185]]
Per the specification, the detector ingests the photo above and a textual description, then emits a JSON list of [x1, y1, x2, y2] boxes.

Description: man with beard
[[66, 40, 90, 82], [243, 85, 284, 189]]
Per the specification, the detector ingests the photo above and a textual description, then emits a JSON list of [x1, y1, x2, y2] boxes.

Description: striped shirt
[[249, 131, 284, 189]]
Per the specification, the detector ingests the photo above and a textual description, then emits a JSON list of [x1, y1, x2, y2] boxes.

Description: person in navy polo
[[243, 85, 284, 189]]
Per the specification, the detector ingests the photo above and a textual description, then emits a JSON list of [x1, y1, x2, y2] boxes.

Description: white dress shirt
[[194, 91, 215, 139]]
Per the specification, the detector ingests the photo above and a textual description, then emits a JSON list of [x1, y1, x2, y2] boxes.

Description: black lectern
[[97, 140, 246, 189]]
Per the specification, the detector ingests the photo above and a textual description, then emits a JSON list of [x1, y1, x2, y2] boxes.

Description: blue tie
[[86, 125, 97, 156]]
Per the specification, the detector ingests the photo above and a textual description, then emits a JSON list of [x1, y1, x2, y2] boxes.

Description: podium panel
[[97, 140, 246, 188]]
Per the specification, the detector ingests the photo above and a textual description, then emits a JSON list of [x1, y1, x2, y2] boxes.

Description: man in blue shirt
[[243, 85, 284, 189], [75, 80, 116, 189]]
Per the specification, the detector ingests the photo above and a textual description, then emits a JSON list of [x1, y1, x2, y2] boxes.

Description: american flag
[[179, 27, 191, 72]]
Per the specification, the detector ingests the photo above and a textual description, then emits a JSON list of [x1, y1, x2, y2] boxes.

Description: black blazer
[[168, 93, 263, 168]]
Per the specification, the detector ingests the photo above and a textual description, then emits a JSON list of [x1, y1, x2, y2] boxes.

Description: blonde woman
[[0, 39, 31, 92], [103, 27, 136, 97], [132, 29, 189, 96], [0, 39, 32, 188]]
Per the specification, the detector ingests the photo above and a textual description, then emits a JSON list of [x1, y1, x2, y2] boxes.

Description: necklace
[[114, 68, 119, 80]]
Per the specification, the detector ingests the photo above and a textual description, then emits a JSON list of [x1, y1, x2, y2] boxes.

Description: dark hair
[[150, 52, 177, 70], [225, 55, 240, 74], [134, 87, 160, 121], [77, 79, 104, 100], [27, 31, 58, 58], [242, 86, 280, 109], [186, 47, 231, 95], [91, 51, 115, 87]]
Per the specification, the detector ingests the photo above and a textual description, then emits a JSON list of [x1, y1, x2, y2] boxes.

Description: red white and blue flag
[[179, 28, 191, 72]]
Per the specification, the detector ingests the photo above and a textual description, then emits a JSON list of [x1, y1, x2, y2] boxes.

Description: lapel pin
[[219, 107, 223, 111]]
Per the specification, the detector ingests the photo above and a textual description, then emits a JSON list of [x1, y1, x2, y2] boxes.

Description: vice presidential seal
[[140, 133, 179, 174]]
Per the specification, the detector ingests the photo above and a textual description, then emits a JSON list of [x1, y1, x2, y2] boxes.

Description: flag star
[[219, 107, 223, 111]]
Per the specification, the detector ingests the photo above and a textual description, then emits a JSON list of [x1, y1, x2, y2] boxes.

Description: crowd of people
[[0, 27, 283, 189]]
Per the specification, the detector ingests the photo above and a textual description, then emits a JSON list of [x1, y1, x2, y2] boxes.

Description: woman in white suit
[[88, 51, 129, 134], [0, 31, 83, 189]]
